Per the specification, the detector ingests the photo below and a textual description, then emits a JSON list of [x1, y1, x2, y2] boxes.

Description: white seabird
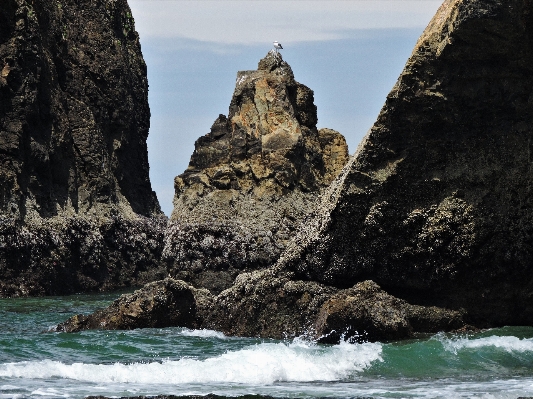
[[273, 41, 283, 53]]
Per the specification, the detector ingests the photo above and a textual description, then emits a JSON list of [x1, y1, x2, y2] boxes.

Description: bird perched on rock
[[273, 41, 283, 53]]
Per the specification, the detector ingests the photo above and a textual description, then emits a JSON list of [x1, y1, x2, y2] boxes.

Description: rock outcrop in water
[[219, 0, 533, 331], [56, 0, 533, 342], [163, 51, 348, 294], [0, 0, 165, 296], [56, 275, 466, 341], [55, 278, 212, 332]]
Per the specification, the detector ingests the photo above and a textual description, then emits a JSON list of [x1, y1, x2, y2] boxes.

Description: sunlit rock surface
[[164, 51, 349, 294], [0, 0, 165, 296], [55, 278, 212, 332]]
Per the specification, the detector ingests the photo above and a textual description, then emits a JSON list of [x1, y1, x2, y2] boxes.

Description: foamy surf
[[3, 294, 533, 399], [0, 339, 382, 385], [177, 328, 227, 339], [441, 334, 533, 354]]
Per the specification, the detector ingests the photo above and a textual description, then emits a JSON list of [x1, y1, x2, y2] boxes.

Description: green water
[[0, 293, 532, 399]]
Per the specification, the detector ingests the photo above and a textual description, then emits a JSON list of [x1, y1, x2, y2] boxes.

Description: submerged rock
[[0, 0, 164, 296], [164, 51, 348, 293]]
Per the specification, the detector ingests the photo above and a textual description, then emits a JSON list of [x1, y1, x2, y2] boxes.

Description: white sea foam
[[177, 328, 227, 339], [442, 335, 533, 354], [0, 339, 382, 385]]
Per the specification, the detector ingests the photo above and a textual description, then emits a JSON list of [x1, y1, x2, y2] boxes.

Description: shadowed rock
[[204, 274, 466, 342], [57, 274, 465, 343], [271, 0, 533, 327], [55, 278, 212, 332], [164, 51, 348, 293], [0, 0, 165, 296], [314, 280, 465, 343]]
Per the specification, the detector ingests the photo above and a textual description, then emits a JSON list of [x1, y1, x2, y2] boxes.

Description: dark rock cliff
[[164, 51, 349, 294], [0, 0, 165, 296], [268, 0, 533, 327], [56, 0, 533, 342]]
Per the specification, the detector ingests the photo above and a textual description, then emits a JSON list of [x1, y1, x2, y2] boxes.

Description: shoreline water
[[1, 292, 533, 399]]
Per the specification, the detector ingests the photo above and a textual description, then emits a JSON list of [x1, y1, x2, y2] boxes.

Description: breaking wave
[[0, 338, 382, 385], [441, 334, 533, 354]]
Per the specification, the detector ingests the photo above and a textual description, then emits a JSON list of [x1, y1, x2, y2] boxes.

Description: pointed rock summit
[[164, 51, 349, 293]]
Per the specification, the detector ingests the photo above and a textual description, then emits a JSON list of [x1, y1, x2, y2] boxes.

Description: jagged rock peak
[[164, 51, 349, 293], [257, 50, 294, 77], [180, 51, 341, 196]]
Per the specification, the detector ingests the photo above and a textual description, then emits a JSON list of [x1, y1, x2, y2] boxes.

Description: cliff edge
[[0, 0, 165, 296]]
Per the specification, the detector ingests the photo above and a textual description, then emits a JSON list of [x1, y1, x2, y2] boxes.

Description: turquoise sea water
[[1, 292, 533, 399]]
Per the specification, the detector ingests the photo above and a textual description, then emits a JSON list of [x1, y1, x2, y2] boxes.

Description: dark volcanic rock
[[0, 0, 164, 296], [204, 270, 338, 339], [0, 215, 166, 296], [204, 273, 465, 341], [59, 273, 465, 343], [164, 51, 349, 293], [273, 0, 533, 327], [314, 280, 465, 343], [55, 278, 212, 332]]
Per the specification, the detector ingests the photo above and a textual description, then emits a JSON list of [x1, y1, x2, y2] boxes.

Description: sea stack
[[232, 0, 533, 328], [55, 0, 533, 342], [0, 0, 165, 296], [163, 51, 349, 293]]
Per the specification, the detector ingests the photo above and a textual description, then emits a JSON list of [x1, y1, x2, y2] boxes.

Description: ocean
[[1, 292, 532, 399]]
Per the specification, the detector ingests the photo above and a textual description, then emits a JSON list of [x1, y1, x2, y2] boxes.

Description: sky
[[128, 0, 443, 216]]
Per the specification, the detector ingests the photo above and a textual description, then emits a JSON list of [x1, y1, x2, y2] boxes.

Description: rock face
[[0, 0, 164, 296], [313, 280, 465, 343], [164, 51, 349, 293], [274, 0, 533, 327], [55, 278, 212, 332], [56, 275, 466, 342], [56, 0, 533, 342]]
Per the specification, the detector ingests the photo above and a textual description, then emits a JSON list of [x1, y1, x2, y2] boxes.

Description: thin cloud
[[130, 1, 442, 44]]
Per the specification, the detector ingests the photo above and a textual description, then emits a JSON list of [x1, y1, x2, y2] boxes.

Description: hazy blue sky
[[128, 0, 443, 215]]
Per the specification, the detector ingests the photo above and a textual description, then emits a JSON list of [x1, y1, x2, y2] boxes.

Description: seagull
[[273, 41, 283, 53]]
